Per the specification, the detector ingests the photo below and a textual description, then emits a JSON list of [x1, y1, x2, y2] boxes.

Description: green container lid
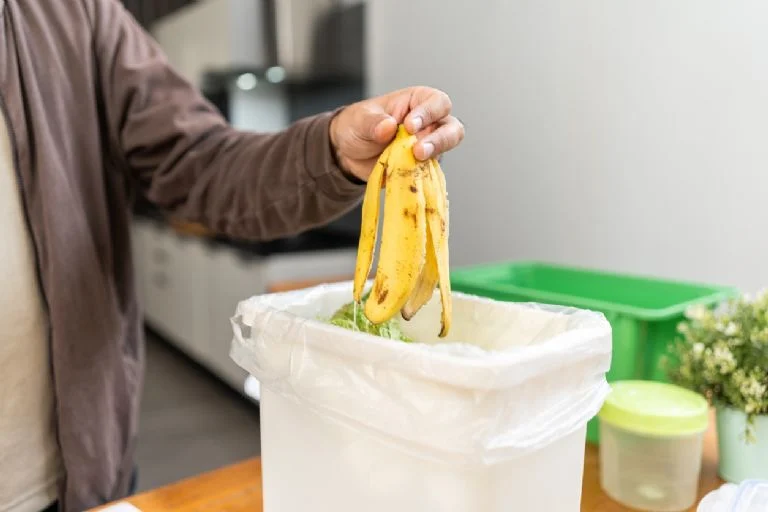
[[598, 380, 709, 437]]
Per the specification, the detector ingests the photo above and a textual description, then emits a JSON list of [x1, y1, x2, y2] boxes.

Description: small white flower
[[712, 345, 736, 374], [738, 375, 766, 400], [692, 343, 705, 357], [747, 378, 766, 399], [724, 322, 739, 336]]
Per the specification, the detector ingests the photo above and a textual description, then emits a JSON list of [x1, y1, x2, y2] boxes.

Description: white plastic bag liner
[[230, 280, 612, 467], [698, 480, 768, 511]]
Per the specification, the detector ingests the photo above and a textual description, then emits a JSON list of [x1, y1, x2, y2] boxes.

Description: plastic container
[[229, 281, 613, 512], [698, 480, 768, 511], [450, 260, 738, 443], [597, 380, 710, 512]]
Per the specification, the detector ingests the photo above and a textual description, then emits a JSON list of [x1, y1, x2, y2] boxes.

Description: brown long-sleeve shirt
[[0, 0, 365, 509]]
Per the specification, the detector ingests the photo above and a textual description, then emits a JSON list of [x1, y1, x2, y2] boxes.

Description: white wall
[[151, 0, 268, 86], [368, 0, 768, 292]]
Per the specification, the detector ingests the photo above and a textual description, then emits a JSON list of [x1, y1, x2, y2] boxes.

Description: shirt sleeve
[[85, 0, 365, 241]]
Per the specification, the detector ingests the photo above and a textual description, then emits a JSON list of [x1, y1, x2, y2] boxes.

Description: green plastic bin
[[450, 260, 738, 444]]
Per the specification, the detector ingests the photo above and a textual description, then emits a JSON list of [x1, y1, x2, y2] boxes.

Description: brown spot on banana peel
[[372, 278, 383, 298], [409, 184, 418, 193], [402, 208, 419, 227], [376, 288, 389, 304], [395, 166, 425, 179]]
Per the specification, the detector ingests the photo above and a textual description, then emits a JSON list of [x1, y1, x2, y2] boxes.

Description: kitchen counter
[[91, 411, 723, 512]]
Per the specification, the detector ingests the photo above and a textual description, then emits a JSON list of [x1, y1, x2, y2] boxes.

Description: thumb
[[360, 105, 397, 144]]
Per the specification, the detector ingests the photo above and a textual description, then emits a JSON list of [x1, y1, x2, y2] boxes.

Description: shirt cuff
[[303, 108, 366, 201]]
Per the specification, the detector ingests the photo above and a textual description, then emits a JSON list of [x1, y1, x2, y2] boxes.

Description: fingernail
[[420, 142, 434, 159], [410, 116, 423, 132]]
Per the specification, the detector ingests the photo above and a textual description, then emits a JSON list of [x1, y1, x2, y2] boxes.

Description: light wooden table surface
[[92, 411, 722, 512]]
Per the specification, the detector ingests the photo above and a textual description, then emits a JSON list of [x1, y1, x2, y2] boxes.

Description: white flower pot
[[716, 406, 768, 483]]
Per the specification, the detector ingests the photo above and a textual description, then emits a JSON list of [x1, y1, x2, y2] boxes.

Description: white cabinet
[[206, 246, 266, 390], [131, 218, 259, 394], [131, 217, 356, 398], [162, 233, 212, 363], [136, 220, 211, 364]]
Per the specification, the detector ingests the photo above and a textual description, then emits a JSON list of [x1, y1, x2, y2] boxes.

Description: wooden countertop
[[92, 411, 723, 512]]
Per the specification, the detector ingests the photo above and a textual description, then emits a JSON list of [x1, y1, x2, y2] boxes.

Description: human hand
[[329, 86, 464, 182]]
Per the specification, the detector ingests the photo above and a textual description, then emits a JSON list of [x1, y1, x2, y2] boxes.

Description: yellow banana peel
[[353, 124, 452, 337]]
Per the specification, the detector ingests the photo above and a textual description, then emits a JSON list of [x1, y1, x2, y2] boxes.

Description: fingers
[[396, 87, 462, 160], [413, 116, 465, 161], [332, 86, 463, 180], [404, 88, 453, 134]]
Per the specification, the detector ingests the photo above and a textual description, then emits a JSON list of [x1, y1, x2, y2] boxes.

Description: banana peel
[[353, 124, 452, 337]]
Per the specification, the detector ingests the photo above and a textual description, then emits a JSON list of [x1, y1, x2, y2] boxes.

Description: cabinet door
[[140, 224, 211, 364], [162, 232, 211, 363], [207, 247, 265, 392]]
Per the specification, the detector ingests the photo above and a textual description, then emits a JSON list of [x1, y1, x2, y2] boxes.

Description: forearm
[[143, 111, 364, 241]]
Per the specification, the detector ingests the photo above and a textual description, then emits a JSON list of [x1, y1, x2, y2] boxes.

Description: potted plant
[[666, 291, 768, 483]]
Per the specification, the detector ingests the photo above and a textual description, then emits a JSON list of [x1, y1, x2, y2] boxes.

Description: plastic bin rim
[[450, 260, 739, 321], [231, 288, 613, 393]]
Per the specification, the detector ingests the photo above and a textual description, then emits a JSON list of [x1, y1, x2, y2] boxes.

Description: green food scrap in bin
[[325, 293, 414, 343]]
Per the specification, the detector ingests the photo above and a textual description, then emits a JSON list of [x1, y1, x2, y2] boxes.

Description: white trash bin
[[230, 281, 612, 512]]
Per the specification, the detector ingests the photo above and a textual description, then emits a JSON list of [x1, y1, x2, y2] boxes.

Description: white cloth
[[0, 108, 61, 510]]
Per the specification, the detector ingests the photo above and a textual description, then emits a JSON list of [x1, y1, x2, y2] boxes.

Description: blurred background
[[124, 0, 768, 493]]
